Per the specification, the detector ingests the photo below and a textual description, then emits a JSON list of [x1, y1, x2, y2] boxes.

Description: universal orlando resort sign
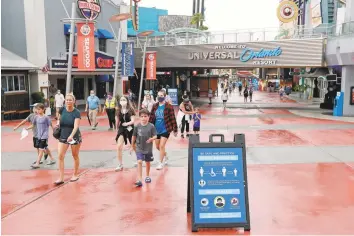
[[188, 44, 283, 65]]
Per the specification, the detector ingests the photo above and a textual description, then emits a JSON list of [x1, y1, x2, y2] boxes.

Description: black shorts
[[157, 132, 170, 139], [193, 127, 200, 132], [223, 100, 227, 103], [33, 137, 38, 148], [37, 139, 48, 150]]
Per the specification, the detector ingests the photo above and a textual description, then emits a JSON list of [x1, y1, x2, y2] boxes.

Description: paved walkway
[[2, 91, 354, 234]]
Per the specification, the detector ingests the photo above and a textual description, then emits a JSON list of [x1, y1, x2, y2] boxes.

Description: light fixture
[[109, 13, 131, 22]]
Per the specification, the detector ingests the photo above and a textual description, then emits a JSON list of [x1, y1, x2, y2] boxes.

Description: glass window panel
[[19, 76, 25, 90], [14, 76, 19, 90], [7, 76, 14, 91], [1, 76, 7, 91]]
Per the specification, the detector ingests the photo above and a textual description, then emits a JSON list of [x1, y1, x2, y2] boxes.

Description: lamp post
[[136, 30, 154, 114], [109, 13, 131, 97]]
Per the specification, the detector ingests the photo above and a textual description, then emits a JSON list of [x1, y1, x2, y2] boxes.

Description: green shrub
[[31, 92, 45, 103]]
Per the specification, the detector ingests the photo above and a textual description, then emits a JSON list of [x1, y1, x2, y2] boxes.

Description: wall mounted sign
[[146, 52, 156, 80], [50, 52, 117, 70], [277, 1, 299, 23], [188, 45, 282, 66], [130, 0, 139, 31], [350, 86, 354, 105], [77, 23, 95, 71]]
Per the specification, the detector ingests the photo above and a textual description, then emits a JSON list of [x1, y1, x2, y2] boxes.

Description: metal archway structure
[[166, 27, 209, 44]]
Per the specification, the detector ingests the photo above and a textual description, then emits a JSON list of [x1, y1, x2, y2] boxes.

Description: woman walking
[[149, 90, 178, 170], [243, 86, 249, 102], [103, 92, 117, 130], [221, 90, 228, 109], [142, 94, 154, 112], [179, 97, 195, 138], [55, 93, 82, 185], [115, 96, 136, 171]]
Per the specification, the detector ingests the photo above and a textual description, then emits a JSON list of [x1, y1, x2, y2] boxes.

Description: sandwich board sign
[[188, 134, 251, 232]]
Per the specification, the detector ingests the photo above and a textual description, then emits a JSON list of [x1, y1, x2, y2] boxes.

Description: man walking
[[55, 90, 65, 119], [85, 90, 101, 130]]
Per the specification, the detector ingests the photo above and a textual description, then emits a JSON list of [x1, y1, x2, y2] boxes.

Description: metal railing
[[130, 21, 354, 48]]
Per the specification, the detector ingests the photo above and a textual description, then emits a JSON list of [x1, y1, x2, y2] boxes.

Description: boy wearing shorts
[[13, 103, 48, 164], [26, 103, 56, 168], [131, 109, 157, 187]]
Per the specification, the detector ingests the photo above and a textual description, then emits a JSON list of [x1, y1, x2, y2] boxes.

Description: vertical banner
[[168, 88, 178, 106], [121, 42, 135, 76], [146, 52, 156, 80], [77, 22, 95, 71]]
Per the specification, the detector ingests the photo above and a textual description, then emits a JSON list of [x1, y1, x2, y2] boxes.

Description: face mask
[[90, 94, 94, 97], [120, 101, 127, 106], [107, 95, 112, 99], [158, 97, 165, 102]]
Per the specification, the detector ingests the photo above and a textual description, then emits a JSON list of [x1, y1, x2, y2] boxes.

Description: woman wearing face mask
[[115, 96, 135, 171], [179, 97, 195, 138], [149, 90, 178, 170], [142, 94, 154, 112], [103, 92, 116, 130]]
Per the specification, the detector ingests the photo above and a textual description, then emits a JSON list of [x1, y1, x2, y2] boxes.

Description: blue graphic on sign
[[240, 47, 282, 62], [168, 88, 178, 106], [192, 147, 247, 224], [121, 42, 135, 76]]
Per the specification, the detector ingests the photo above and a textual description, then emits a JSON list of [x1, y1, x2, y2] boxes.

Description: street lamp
[[109, 13, 132, 96], [136, 30, 154, 114]]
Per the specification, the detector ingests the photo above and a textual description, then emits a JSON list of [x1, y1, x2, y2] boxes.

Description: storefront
[[1, 47, 39, 120], [48, 51, 117, 105]]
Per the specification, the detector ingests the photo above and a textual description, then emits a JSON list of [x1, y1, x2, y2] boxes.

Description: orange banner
[[146, 52, 156, 80], [77, 22, 95, 71]]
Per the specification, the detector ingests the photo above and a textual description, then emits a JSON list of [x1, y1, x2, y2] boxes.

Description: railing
[[131, 21, 354, 48]]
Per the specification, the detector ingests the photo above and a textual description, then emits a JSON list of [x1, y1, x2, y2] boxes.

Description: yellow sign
[[130, 0, 139, 31], [277, 1, 299, 23]]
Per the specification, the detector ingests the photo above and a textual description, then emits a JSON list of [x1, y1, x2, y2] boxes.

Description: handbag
[[53, 127, 61, 139]]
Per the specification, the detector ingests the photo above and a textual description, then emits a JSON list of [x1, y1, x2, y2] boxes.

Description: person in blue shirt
[[85, 90, 101, 130], [193, 107, 201, 135]]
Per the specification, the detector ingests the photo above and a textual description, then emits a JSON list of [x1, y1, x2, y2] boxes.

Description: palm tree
[[191, 13, 208, 30]]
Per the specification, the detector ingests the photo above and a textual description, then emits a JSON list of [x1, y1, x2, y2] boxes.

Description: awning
[[97, 29, 114, 39], [237, 71, 255, 77], [301, 68, 330, 78], [1, 47, 39, 70], [64, 24, 99, 37]]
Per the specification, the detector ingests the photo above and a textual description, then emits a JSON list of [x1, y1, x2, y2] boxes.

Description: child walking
[[14, 103, 48, 165], [131, 109, 157, 187], [26, 103, 56, 168], [193, 107, 201, 135], [221, 90, 228, 109]]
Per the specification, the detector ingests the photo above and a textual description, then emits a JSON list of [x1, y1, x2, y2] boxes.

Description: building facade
[[1, 0, 129, 105]]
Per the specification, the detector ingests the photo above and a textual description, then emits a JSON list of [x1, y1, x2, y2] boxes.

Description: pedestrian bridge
[[132, 23, 354, 69], [132, 25, 333, 48]]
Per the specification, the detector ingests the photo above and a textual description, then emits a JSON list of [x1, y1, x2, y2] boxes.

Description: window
[[99, 38, 106, 52], [1, 74, 27, 92], [66, 35, 76, 52]]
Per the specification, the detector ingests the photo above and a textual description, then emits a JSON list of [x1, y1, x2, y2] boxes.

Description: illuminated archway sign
[[77, 0, 101, 20]]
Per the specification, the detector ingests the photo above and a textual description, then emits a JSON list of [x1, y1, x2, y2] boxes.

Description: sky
[[122, 0, 280, 31]]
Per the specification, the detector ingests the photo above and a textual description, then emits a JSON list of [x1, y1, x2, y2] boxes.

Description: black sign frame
[[187, 134, 251, 232], [350, 86, 354, 105]]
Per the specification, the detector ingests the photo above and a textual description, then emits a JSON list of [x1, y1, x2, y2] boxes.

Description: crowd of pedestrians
[[14, 88, 203, 187]]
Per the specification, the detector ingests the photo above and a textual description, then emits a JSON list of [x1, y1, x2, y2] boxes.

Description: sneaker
[[135, 181, 143, 187], [163, 155, 169, 166], [108, 128, 113, 131], [181, 134, 184, 138], [156, 162, 164, 170], [115, 164, 123, 171], [32, 161, 43, 165], [47, 160, 56, 165], [145, 177, 152, 183]]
